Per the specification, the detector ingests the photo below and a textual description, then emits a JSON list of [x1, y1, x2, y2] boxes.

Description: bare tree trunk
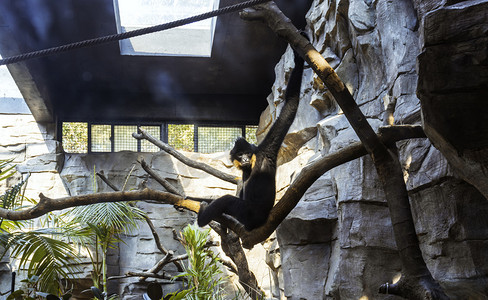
[[211, 224, 265, 300]]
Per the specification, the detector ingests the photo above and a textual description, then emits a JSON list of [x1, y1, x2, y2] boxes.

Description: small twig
[[122, 164, 137, 191], [108, 271, 181, 281]]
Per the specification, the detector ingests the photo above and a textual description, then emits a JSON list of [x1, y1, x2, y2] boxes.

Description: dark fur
[[198, 50, 304, 230]]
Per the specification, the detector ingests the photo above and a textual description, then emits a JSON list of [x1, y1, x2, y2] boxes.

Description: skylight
[[113, 0, 220, 57]]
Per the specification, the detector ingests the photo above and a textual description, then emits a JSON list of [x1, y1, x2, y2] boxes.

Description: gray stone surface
[[261, 0, 488, 299], [418, 0, 488, 200]]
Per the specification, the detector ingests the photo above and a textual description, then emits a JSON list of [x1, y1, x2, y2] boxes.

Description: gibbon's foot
[[197, 202, 209, 227]]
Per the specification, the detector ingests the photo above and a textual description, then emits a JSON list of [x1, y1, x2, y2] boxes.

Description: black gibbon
[[197, 48, 305, 231]]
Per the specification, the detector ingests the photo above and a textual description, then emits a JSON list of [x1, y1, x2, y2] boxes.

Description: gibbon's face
[[230, 137, 256, 170]]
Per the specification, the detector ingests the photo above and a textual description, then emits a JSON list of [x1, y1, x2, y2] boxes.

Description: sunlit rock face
[[260, 0, 488, 298]]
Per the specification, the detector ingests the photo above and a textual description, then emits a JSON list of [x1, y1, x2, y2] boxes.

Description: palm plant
[[1, 226, 81, 294], [0, 159, 83, 295], [65, 166, 146, 296]]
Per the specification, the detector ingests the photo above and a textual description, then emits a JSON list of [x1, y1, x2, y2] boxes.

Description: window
[[91, 125, 111, 152], [61, 122, 257, 154], [114, 125, 138, 151], [197, 126, 241, 154], [62, 122, 88, 153], [168, 124, 194, 152], [113, 0, 220, 57]]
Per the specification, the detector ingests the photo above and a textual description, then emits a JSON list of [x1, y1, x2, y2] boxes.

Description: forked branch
[[133, 129, 238, 185]]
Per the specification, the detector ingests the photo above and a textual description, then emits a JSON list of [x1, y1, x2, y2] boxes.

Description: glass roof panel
[[113, 0, 220, 57]]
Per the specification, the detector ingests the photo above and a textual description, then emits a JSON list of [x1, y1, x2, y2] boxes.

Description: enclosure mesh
[[245, 125, 258, 145], [198, 127, 242, 153], [91, 124, 111, 152], [140, 126, 161, 152], [62, 122, 88, 153], [62, 123, 258, 154], [114, 125, 138, 152], [168, 124, 194, 152]]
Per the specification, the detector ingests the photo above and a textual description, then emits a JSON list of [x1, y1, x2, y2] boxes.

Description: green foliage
[[7, 275, 73, 300], [0, 159, 83, 295], [171, 224, 225, 300], [64, 166, 147, 294], [0, 222, 83, 295], [0, 159, 26, 215], [0, 157, 16, 182], [70, 201, 145, 294], [165, 289, 190, 300], [61, 122, 88, 153], [168, 124, 194, 152]]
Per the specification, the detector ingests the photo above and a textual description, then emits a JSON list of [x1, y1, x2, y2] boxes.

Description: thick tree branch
[[210, 223, 265, 299], [233, 125, 425, 248], [0, 188, 199, 221], [133, 129, 238, 185]]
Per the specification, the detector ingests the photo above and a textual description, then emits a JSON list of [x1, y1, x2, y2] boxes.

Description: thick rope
[[0, 0, 270, 66]]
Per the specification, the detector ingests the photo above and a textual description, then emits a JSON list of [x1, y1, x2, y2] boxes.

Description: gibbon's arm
[[257, 50, 304, 156]]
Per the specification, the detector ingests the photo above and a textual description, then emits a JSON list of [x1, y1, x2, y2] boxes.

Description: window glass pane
[[114, 0, 219, 57], [91, 125, 112, 152], [114, 125, 138, 152], [245, 125, 258, 145], [168, 124, 194, 152], [62, 122, 88, 153], [198, 127, 242, 153], [140, 126, 161, 152]]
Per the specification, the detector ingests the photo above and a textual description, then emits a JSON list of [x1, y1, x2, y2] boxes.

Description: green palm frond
[[5, 228, 80, 294], [0, 158, 15, 181], [67, 201, 146, 234]]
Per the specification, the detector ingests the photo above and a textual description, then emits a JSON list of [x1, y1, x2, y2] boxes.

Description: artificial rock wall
[[262, 0, 488, 299], [2, 0, 488, 299]]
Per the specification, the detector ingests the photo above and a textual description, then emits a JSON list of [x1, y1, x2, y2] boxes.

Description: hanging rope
[[0, 0, 270, 66]]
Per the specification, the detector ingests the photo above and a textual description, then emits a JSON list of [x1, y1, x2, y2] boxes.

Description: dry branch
[[133, 129, 238, 185], [108, 271, 178, 281], [138, 158, 184, 196], [232, 125, 425, 248], [0, 188, 199, 221]]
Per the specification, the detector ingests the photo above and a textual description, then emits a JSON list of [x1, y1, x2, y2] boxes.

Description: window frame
[[59, 121, 257, 154]]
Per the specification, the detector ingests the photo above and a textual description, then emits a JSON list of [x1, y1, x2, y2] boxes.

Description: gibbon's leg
[[197, 195, 247, 227]]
